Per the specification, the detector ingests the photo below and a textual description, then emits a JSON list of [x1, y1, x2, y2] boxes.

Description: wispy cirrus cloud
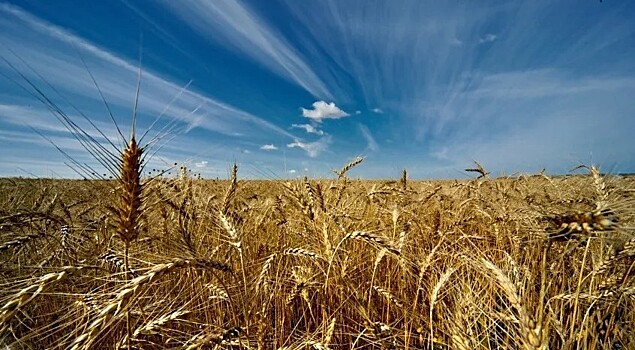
[[0, 3, 301, 177], [358, 124, 378, 152], [291, 123, 324, 135], [156, 0, 333, 99], [283, 0, 486, 109], [287, 136, 332, 158], [0, 3, 293, 140], [283, 0, 634, 164], [414, 69, 635, 175]]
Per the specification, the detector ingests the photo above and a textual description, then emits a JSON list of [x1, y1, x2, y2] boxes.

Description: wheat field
[[1, 160, 633, 349]]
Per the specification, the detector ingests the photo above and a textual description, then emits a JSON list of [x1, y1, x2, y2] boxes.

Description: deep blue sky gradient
[[1, 0, 634, 179]]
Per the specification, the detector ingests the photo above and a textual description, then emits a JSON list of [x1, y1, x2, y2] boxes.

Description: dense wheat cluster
[[1, 165, 634, 349]]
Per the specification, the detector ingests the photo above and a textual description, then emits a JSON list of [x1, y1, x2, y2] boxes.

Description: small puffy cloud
[[260, 144, 278, 150], [195, 161, 208, 168], [371, 108, 383, 114], [359, 124, 378, 152], [292, 123, 324, 135], [355, 110, 361, 115], [479, 34, 497, 44], [301, 101, 349, 123], [288, 169, 297, 174], [242, 149, 251, 154], [287, 136, 332, 158]]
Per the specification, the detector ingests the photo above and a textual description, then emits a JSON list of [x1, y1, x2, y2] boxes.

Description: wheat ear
[[1, 266, 83, 334], [70, 259, 230, 350], [335, 156, 364, 179], [481, 259, 547, 350]]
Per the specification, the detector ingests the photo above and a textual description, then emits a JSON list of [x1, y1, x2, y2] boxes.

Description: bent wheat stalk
[[0, 266, 83, 334], [70, 258, 230, 350]]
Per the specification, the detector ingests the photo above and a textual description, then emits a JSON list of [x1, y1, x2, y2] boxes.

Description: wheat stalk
[[1, 266, 83, 334], [133, 309, 190, 336], [481, 259, 547, 350], [70, 258, 230, 350], [284, 247, 323, 260], [0, 233, 41, 251], [373, 285, 404, 308], [428, 267, 455, 347], [335, 156, 364, 179]]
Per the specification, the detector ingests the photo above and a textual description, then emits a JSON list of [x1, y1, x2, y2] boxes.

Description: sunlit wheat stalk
[[0, 266, 84, 334]]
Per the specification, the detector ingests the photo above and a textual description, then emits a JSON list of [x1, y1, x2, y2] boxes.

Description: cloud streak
[[291, 123, 324, 135], [287, 136, 332, 158], [156, 0, 332, 99], [358, 124, 378, 152], [0, 3, 294, 140]]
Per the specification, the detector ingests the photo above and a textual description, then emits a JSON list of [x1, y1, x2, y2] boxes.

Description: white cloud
[[291, 123, 324, 135], [371, 108, 384, 114], [358, 124, 378, 152], [287, 136, 332, 157], [479, 33, 497, 44], [260, 144, 278, 150], [195, 160, 208, 168], [288, 169, 297, 174], [355, 110, 361, 114], [301, 101, 349, 123]]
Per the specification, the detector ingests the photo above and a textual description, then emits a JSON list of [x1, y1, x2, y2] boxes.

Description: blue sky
[[1, 0, 634, 179]]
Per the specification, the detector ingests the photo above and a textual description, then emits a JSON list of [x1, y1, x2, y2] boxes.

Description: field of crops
[[1, 165, 634, 349]]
